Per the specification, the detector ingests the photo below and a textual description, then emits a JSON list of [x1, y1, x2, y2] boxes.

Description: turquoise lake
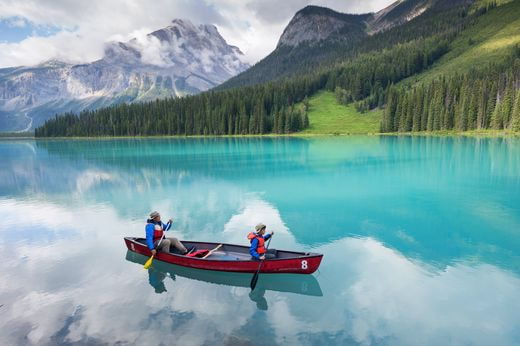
[[1, 136, 519, 345]]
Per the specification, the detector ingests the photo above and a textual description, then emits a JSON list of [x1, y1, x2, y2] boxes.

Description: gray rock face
[[277, 6, 369, 48], [366, 0, 431, 35], [368, 0, 474, 35], [0, 19, 249, 132], [276, 0, 463, 49]]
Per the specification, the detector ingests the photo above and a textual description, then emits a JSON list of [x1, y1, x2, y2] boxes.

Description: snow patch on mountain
[[0, 19, 249, 132]]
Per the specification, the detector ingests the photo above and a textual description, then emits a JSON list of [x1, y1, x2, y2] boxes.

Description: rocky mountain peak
[[0, 18, 249, 132], [367, 0, 431, 34], [276, 0, 467, 48], [277, 5, 370, 48], [103, 18, 248, 74], [150, 19, 223, 45], [366, 0, 473, 34]]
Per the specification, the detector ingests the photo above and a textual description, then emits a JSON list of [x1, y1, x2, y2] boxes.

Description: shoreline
[[0, 130, 518, 141]]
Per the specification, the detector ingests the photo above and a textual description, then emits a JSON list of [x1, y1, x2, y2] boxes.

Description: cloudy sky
[[0, 0, 395, 68]]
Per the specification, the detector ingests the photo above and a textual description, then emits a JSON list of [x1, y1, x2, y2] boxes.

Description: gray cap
[[255, 223, 266, 232], [149, 211, 160, 219]]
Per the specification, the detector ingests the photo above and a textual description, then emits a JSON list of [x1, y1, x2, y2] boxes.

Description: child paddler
[[248, 223, 274, 260]]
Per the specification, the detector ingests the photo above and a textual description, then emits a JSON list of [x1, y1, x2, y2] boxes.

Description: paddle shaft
[[154, 232, 166, 252], [250, 236, 272, 291], [154, 220, 171, 251], [201, 244, 223, 259]]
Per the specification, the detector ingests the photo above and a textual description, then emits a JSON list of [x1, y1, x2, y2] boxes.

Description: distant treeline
[[0, 131, 34, 138], [382, 57, 520, 132]]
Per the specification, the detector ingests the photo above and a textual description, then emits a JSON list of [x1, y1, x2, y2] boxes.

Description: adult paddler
[[146, 211, 189, 255]]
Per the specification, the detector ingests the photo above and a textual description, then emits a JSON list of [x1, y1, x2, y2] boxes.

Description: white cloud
[[0, 0, 396, 67], [223, 195, 295, 245], [74, 170, 114, 194], [129, 30, 175, 67]]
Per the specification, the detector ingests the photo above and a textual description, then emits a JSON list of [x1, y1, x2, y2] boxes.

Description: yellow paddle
[[143, 221, 170, 269], [143, 251, 157, 269]]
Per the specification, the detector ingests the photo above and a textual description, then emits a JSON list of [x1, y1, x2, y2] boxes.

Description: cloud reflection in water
[[0, 198, 519, 345], [1, 136, 520, 345]]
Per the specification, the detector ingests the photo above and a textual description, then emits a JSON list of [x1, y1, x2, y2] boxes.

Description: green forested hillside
[[382, 59, 520, 132], [384, 0, 520, 132], [35, 0, 520, 137], [409, 0, 520, 81], [215, 6, 370, 89], [218, 0, 470, 90]]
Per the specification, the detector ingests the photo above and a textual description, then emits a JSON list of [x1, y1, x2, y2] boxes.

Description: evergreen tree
[[491, 94, 503, 130], [486, 82, 498, 128], [501, 84, 515, 129], [511, 90, 520, 131]]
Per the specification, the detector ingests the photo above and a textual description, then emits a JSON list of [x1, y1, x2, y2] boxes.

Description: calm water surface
[[1, 136, 519, 345]]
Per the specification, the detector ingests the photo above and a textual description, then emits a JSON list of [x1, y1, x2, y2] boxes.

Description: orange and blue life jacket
[[248, 232, 271, 259]]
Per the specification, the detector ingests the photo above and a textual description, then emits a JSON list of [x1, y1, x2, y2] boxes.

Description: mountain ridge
[[0, 19, 249, 132], [34, 0, 520, 137], [217, 0, 456, 90], [276, 6, 370, 48]]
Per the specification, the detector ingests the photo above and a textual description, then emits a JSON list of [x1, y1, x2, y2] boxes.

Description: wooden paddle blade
[[250, 271, 259, 290], [143, 255, 154, 269]]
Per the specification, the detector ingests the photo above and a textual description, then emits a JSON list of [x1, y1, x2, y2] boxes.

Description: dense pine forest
[[35, 0, 520, 137], [382, 56, 520, 132], [35, 84, 313, 137]]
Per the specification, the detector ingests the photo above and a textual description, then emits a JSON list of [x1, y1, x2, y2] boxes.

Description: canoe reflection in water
[[148, 265, 172, 294], [125, 251, 323, 310]]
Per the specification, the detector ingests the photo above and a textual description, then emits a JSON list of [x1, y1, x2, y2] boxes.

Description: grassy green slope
[[473, 0, 513, 11], [406, 0, 520, 83], [299, 91, 382, 135]]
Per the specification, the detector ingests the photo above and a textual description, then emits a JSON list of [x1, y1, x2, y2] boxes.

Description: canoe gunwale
[[124, 237, 323, 274], [124, 237, 322, 262]]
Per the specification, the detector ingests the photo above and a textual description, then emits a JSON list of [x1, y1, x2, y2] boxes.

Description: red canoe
[[124, 237, 323, 274]]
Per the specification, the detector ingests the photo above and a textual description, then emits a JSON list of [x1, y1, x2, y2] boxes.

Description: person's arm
[[263, 233, 272, 241], [164, 221, 172, 231], [146, 224, 155, 250], [249, 238, 260, 259]]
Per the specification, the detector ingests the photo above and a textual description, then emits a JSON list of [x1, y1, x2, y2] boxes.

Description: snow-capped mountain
[[0, 19, 249, 132]]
